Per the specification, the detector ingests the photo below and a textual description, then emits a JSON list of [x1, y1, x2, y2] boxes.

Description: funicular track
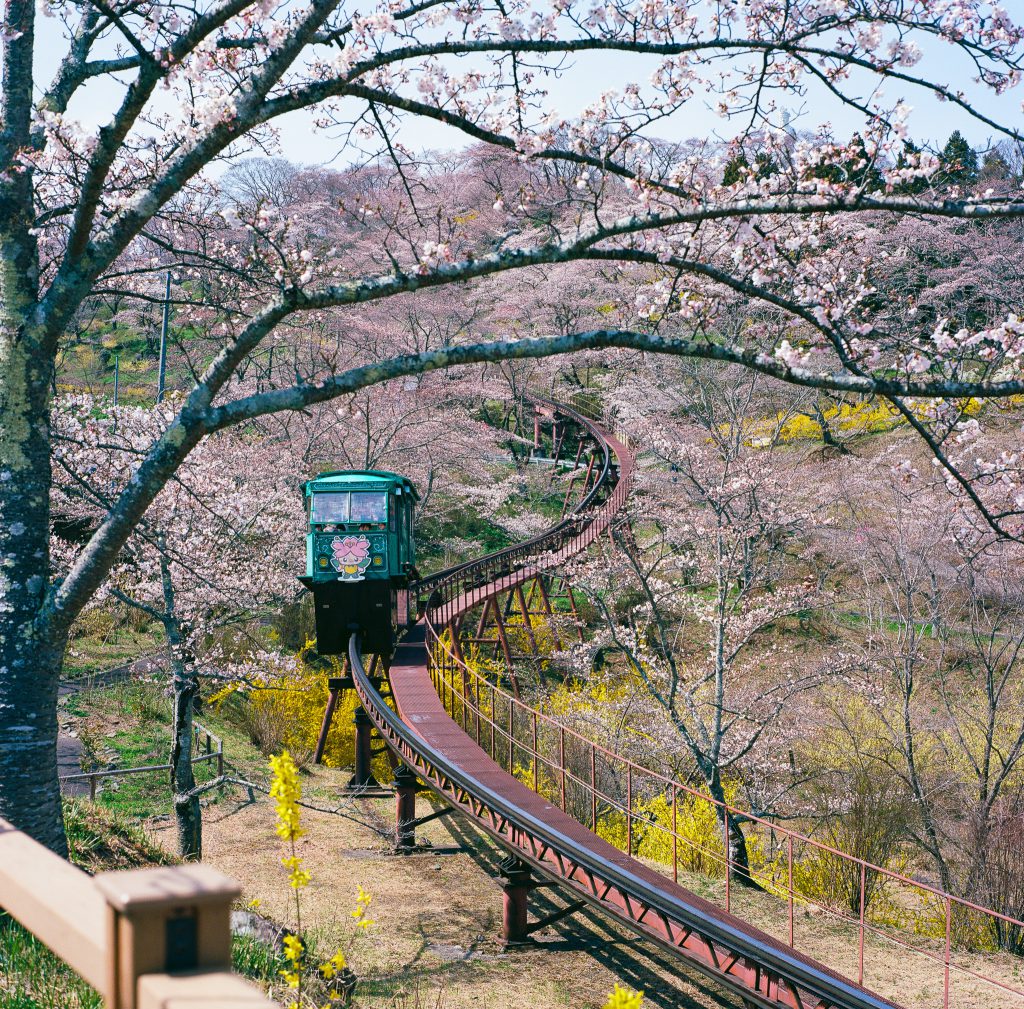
[[346, 400, 938, 1009]]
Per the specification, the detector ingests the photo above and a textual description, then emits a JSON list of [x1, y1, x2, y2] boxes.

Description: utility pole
[[157, 270, 171, 403], [113, 354, 119, 405]]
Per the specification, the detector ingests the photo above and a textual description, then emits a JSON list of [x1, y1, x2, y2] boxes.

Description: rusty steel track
[[347, 397, 909, 1009]]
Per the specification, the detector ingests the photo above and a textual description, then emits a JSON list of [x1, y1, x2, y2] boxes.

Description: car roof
[[303, 469, 420, 501]]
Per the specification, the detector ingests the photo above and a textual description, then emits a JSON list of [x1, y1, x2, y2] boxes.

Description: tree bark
[[168, 631, 202, 860], [160, 558, 201, 859], [0, 32, 66, 849], [0, 316, 66, 852], [708, 771, 761, 890]]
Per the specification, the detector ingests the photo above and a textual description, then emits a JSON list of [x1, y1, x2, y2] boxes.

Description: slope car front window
[[350, 492, 387, 523], [310, 492, 349, 524]]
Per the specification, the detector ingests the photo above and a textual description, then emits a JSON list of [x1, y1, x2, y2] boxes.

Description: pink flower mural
[[330, 535, 372, 581]]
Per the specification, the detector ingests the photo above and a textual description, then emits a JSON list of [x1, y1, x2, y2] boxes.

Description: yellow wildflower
[[278, 968, 301, 989], [350, 884, 374, 928], [283, 934, 304, 962], [281, 855, 311, 890], [269, 750, 305, 842], [604, 984, 644, 1009], [246, 898, 262, 910], [319, 949, 347, 979]]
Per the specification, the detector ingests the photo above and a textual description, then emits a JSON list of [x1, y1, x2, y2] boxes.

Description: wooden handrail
[[0, 818, 274, 1009], [0, 818, 109, 991]]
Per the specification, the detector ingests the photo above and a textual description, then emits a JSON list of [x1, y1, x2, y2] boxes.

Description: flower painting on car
[[330, 535, 372, 581]]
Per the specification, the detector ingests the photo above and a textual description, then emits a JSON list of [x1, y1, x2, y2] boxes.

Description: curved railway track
[[344, 399, 1002, 1009]]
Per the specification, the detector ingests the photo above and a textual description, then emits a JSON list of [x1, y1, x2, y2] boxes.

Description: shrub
[[790, 764, 909, 920]]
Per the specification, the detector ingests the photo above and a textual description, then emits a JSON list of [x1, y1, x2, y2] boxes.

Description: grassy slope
[[0, 802, 176, 1009]]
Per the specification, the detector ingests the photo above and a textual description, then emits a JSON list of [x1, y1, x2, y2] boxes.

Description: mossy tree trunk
[[0, 4, 67, 853]]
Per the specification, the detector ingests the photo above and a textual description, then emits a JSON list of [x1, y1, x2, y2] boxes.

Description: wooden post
[[95, 864, 239, 1009]]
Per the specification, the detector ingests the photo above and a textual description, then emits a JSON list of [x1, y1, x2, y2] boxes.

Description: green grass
[[231, 934, 287, 985], [0, 799, 177, 1009], [0, 916, 102, 1009], [64, 797, 177, 873], [72, 681, 221, 820], [64, 612, 163, 680]]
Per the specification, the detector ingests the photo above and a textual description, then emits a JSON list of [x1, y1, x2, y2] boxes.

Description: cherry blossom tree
[[832, 470, 1024, 935], [4, 0, 1024, 852], [52, 394, 301, 856], [558, 363, 837, 882]]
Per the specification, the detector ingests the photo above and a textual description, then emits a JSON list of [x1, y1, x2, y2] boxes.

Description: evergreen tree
[[754, 151, 780, 180], [893, 140, 931, 194], [722, 153, 750, 186], [938, 131, 979, 188], [808, 133, 883, 191], [979, 149, 1014, 187]]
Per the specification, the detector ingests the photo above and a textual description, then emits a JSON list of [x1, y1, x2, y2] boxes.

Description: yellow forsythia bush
[[212, 643, 389, 775]]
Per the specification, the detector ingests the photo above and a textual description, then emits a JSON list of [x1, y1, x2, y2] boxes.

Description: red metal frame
[[354, 397, 1024, 1009]]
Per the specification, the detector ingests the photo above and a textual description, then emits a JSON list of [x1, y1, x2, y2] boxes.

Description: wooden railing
[[60, 721, 225, 800], [0, 818, 273, 1009]]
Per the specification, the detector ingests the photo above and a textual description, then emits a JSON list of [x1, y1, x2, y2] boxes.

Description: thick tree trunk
[[707, 771, 761, 890], [0, 54, 67, 849], [718, 809, 761, 889], [0, 281, 66, 853], [170, 661, 202, 860]]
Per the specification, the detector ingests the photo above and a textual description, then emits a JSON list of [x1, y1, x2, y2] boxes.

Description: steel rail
[[342, 398, 912, 1009], [414, 395, 612, 595], [349, 630, 897, 1009]]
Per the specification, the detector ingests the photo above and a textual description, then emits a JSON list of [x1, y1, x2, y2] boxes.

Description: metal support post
[[499, 855, 535, 945], [349, 706, 380, 790], [312, 687, 340, 765], [393, 764, 419, 852]]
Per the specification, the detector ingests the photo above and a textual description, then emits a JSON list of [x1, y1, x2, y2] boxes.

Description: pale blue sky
[[32, 11, 1022, 175]]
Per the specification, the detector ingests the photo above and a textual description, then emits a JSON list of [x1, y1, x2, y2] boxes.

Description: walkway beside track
[[351, 400, 900, 1009]]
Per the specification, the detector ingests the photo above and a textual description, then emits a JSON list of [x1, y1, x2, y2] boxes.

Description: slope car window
[[351, 492, 387, 523], [311, 492, 349, 524]]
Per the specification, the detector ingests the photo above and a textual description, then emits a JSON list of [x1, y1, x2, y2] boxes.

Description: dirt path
[[58, 654, 165, 797], [156, 788, 744, 1009]]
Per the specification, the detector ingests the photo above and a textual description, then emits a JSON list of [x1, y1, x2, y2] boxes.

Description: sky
[[32, 8, 1024, 176]]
